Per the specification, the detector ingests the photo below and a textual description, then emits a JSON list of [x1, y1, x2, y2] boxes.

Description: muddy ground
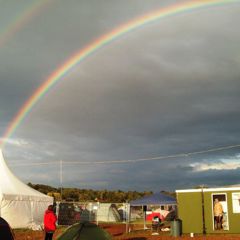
[[13, 224, 240, 240]]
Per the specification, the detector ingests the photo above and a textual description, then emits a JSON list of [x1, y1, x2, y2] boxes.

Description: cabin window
[[232, 192, 240, 213]]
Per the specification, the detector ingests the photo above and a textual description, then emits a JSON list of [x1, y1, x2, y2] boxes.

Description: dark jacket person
[[0, 217, 15, 240]]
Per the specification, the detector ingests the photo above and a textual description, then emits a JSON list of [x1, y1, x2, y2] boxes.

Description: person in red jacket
[[44, 205, 57, 240]]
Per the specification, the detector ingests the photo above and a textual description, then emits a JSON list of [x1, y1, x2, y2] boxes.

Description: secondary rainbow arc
[[0, 0, 52, 48]]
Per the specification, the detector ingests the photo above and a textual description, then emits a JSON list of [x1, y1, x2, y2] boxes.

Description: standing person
[[44, 205, 57, 240], [213, 198, 223, 230]]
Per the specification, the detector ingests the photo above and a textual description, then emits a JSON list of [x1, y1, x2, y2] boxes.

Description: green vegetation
[[161, 190, 176, 198], [27, 182, 153, 202]]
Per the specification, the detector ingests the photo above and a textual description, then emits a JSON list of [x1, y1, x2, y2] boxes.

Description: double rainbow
[[1, 0, 239, 147], [0, 0, 53, 48]]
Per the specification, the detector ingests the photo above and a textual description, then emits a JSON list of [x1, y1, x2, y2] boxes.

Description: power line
[[8, 143, 240, 167], [9, 161, 58, 166]]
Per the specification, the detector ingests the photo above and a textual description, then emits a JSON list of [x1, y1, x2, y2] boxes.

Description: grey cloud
[[1, 0, 240, 191]]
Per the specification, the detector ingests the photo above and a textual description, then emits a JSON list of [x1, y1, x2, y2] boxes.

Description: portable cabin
[[176, 187, 240, 234]]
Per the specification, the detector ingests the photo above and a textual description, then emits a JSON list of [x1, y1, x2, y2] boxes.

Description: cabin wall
[[177, 190, 240, 234]]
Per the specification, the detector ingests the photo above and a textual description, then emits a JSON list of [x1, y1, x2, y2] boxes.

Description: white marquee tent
[[0, 149, 53, 229]]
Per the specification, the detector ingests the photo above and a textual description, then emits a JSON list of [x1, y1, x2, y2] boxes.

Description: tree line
[[27, 182, 154, 202]]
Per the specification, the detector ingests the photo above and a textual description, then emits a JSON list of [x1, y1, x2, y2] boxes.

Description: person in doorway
[[44, 205, 57, 240], [213, 198, 223, 230]]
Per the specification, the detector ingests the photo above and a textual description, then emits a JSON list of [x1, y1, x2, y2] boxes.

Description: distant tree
[[62, 188, 79, 201], [28, 183, 58, 194], [28, 183, 155, 202], [47, 192, 61, 201], [161, 190, 176, 198]]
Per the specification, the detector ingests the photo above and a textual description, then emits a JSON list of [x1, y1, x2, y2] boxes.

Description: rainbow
[[1, 0, 239, 147], [0, 0, 53, 48]]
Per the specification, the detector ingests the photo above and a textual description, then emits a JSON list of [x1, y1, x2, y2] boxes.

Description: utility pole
[[60, 160, 63, 201], [201, 185, 206, 235]]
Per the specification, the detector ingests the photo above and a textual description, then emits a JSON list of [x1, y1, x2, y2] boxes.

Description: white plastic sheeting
[[0, 149, 53, 229], [95, 203, 121, 222]]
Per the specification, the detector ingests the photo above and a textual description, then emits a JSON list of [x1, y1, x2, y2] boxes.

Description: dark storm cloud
[[0, 0, 184, 134], [1, 0, 240, 191]]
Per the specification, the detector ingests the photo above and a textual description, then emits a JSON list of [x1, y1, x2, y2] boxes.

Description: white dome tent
[[0, 149, 53, 229]]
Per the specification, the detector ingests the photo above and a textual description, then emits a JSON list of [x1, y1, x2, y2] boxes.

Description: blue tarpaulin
[[130, 192, 176, 206]]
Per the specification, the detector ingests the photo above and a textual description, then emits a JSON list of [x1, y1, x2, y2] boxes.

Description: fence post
[[126, 202, 130, 233], [56, 201, 60, 224]]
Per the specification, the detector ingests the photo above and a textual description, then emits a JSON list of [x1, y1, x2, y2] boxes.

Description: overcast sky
[[0, 0, 240, 192]]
